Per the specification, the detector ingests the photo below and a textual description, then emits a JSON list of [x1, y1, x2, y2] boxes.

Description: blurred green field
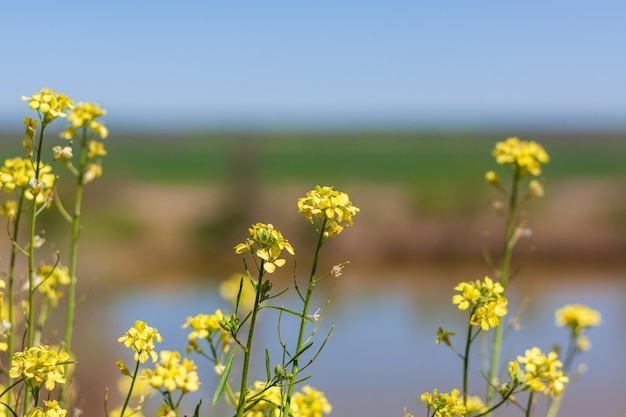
[[2, 130, 624, 186]]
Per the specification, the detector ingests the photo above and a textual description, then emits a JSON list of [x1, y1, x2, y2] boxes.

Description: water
[[101, 272, 625, 417]]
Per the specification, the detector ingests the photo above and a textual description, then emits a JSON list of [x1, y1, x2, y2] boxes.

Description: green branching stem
[[234, 266, 266, 417], [284, 217, 327, 415], [486, 168, 520, 411]]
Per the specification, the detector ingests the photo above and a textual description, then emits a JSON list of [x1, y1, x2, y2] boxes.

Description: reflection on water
[[104, 272, 625, 417]]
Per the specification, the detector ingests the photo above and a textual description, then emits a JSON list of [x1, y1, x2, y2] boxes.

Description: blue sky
[[2, 1, 625, 130]]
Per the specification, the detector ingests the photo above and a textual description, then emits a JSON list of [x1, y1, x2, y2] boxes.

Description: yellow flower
[[528, 179, 545, 198], [144, 350, 200, 393], [511, 347, 569, 397], [435, 326, 455, 346], [83, 161, 103, 184], [420, 388, 466, 417], [291, 385, 332, 417], [0, 200, 18, 220], [60, 101, 108, 139], [42, 401, 67, 417], [451, 282, 480, 310], [235, 223, 294, 273], [9, 345, 70, 391], [298, 185, 359, 239], [35, 263, 72, 307], [492, 137, 549, 176], [22, 88, 73, 123], [485, 170, 499, 187], [470, 298, 507, 331], [87, 140, 107, 158], [182, 310, 232, 354], [555, 304, 601, 334], [118, 320, 163, 363]]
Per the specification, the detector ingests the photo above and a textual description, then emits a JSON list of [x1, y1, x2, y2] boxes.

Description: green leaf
[[213, 349, 236, 405]]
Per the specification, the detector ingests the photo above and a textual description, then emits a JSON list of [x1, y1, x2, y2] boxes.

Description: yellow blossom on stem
[[182, 310, 232, 354], [291, 385, 333, 417], [420, 388, 466, 417], [87, 140, 107, 158], [60, 101, 108, 139], [555, 304, 601, 335], [35, 263, 72, 307], [235, 223, 295, 273], [118, 320, 163, 363], [143, 350, 200, 393], [22, 88, 73, 123], [509, 347, 569, 397], [9, 344, 70, 391], [298, 185, 359, 239], [492, 137, 549, 176]]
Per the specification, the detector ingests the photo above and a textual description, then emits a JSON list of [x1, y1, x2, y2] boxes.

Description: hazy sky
[[2, 1, 625, 130]]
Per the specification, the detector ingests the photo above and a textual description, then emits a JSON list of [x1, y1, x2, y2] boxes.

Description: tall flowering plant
[[406, 138, 601, 417], [0, 89, 108, 417]]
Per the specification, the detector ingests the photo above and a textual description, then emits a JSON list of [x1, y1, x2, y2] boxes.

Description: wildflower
[[83, 161, 103, 184], [452, 276, 507, 331], [143, 350, 200, 393], [421, 388, 466, 417], [60, 102, 108, 140], [118, 320, 163, 363], [156, 405, 176, 417], [555, 304, 601, 335], [235, 223, 294, 273], [291, 385, 333, 417], [492, 137, 549, 176], [182, 310, 232, 354], [465, 396, 487, 414], [9, 345, 70, 390], [470, 298, 508, 331], [0, 200, 18, 220], [42, 401, 68, 417], [298, 185, 359, 239], [22, 88, 73, 123], [87, 140, 107, 158], [528, 179, 545, 198], [53, 145, 73, 161], [451, 282, 480, 310], [34, 263, 71, 307], [509, 347, 569, 397], [308, 308, 321, 321]]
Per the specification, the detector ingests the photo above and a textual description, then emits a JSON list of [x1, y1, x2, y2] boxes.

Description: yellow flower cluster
[[291, 385, 333, 417], [555, 304, 601, 334], [508, 347, 569, 397], [235, 223, 295, 273], [22, 88, 73, 123], [492, 137, 550, 176], [420, 388, 466, 417], [297, 185, 359, 239], [27, 400, 67, 417], [143, 350, 200, 394], [182, 310, 232, 354], [451, 276, 508, 331], [60, 102, 108, 140], [0, 158, 56, 204], [239, 382, 331, 417], [35, 263, 72, 307], [9, 345, 69, 391], [118, 320, 163, 363]]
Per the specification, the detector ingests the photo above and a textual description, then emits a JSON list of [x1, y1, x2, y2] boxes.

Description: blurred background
[[1, 1, 625, 416]]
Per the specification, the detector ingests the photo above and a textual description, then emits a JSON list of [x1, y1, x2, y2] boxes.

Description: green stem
[[284, 218, 327, 416], [462, 310, 476, 406], [119, 359, 141, 417], [486, 168, 520, 410], [64, 125, 88, 355], [27, 121, 47, 348], [6, 191, 25, 407], [234, 267, 266, 417]]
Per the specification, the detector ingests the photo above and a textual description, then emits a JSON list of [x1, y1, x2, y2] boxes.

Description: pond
[[83, 268, 625, 417]]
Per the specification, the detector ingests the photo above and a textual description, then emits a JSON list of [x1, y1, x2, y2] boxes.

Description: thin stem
[[119, 359, 141, 417], [486, 168, 520, 410], [462, 309, 476, 406], [6, 191, 26, 406], [64, 125, 88, 355], [284, 218, 327, 415], [235, 266, 266, 417]]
